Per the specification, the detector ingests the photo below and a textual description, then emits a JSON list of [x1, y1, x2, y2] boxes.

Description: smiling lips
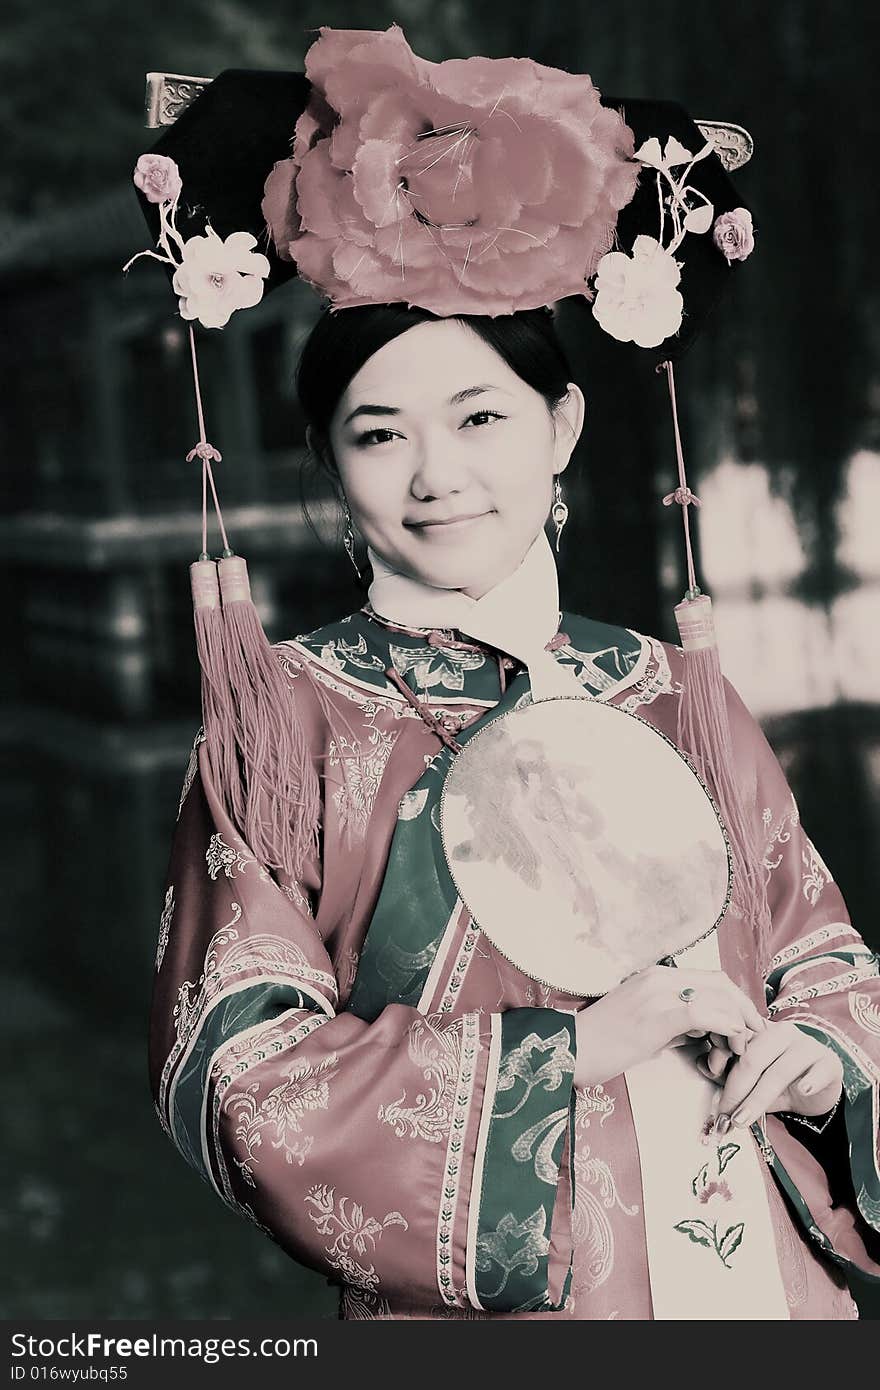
[[408, 511, 491, 532]]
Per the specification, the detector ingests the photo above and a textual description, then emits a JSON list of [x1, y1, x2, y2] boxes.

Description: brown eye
[[355, 428, 400, 447], [463, 410, 506, 428]]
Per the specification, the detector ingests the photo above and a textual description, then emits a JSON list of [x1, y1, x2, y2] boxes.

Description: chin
[[411, 553, 498, 592]]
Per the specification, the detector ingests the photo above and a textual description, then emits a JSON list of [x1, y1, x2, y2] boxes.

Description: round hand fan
[[438, 697, 733, 996]]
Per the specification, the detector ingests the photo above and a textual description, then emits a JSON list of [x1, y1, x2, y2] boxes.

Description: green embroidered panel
[[341, 610, 644, 1022], [171, 981, 312, 1180], [347, 674, 529, 1022], [474, 1009, 577, 1312], [288, 608, 644, 704]]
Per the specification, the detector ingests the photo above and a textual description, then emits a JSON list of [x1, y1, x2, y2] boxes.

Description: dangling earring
[[341, 497, 360, 576], [551, 475, 569, 553]]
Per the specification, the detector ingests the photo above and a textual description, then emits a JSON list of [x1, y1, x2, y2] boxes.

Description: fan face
[[439, 697, 732, 997]]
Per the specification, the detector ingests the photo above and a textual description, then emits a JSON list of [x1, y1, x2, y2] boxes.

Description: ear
[[552, 383, 586, 477]]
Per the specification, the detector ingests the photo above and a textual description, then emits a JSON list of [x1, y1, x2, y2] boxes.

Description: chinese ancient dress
[[149, 602, 880, 1319]]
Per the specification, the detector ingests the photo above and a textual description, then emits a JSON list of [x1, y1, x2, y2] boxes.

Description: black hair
[[293, 303, 576, 582]]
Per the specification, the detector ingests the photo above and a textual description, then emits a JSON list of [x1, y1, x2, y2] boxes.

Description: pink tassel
[[216, 555, 321, 878], [191, 559, 241, 818], [189, 554, 319, 880], [674, 593, 772, 972]]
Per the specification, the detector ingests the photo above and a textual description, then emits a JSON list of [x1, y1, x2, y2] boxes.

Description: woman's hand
[[573, 963, 766, 1089], [709, 1020, 844, 1129]]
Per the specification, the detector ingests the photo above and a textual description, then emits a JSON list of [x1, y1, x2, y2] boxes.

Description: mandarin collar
[[360, 600, 563, 648]]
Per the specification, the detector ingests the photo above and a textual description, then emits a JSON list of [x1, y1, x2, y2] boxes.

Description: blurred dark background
[[1, 0, 878, 1320]]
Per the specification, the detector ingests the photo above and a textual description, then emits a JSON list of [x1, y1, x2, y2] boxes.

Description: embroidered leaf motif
[[691, 1163, 710, 1198], [673, 1219, 714, 1249], [717, 1142, 740, 1174], [474, 1207, 550, 1299], [718, 1222, 745, 1266]]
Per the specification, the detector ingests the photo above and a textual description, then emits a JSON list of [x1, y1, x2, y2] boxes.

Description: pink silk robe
[[148, 605, 880, 1319]]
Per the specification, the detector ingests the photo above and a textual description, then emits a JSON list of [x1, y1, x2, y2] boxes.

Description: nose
[[409, 431, 470, 501]]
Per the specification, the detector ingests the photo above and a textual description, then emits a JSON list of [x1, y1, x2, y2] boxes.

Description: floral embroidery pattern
[[318, 633, 388, 675], [305, 1185, 408, 1291], [494, 1028, 576, 1120], [761, 794, 800, 881], [329, 711, 398, 838], [225, 1053, 339, 1184], [674, 1137, 745, 1268], [274, 874, 313, 917], [572, 1146, 640, 1293], [571, 1082, 638, 1293], [438, 916, 481, 1014], [155, 885, 175, 973], [378, 1015, 463, 1143], [474, 1207, 550, 1300], [159, 921, 339, 1138], [614, 637, 676, 714], [849, 991, 880, 1039], [389, 641, 486, 693], [169, 914, 242, 1061], [574, 1084, 616, 1128], [674, 1215, 745, 1268], [206, 833, 251, 881], [801, 835, 830, 905], [210, 1013, 330, 1207], [512, 1107, 570, 1182]]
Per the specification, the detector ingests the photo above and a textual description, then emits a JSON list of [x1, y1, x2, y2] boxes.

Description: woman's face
[[323, 319, 585, 598]]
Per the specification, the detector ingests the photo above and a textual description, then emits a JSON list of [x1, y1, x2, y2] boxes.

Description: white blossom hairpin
[[591, 135, 755, 348]]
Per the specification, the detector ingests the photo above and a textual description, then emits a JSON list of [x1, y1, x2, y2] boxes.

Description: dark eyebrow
[[342, 383, 510, 428]]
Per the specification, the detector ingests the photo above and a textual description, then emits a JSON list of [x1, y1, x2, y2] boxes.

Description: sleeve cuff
[[778, 1093, 842, 1135], [464, 1007, 577, 1313]]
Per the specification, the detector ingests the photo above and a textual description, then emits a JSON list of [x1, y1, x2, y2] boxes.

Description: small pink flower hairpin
[[712, 208, 755, 262]]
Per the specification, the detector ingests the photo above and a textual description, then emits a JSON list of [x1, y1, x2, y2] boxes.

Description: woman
[[149, 300, 880, 1319]]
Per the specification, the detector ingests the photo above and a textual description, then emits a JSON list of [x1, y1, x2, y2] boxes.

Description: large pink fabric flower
[[261, 24, 641, 316]]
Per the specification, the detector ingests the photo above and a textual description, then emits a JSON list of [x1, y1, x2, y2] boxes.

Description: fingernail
[[731, 1107, 750, 1127], [714, 1113, 731, 1135]]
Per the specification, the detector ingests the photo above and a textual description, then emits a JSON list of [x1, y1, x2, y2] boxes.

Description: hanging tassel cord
[[656, 359, 773, 975], [181, 324, 329, 881], [185, 323, 233, 560], [658, 358, 702, 599]]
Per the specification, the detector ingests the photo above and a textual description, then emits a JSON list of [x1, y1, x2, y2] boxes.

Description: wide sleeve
[[722, 676, 880, 1271], [148, 722, 578, 1316]]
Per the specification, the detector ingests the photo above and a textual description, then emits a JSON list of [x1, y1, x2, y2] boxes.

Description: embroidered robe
[[148, 606, 880, 1319]]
